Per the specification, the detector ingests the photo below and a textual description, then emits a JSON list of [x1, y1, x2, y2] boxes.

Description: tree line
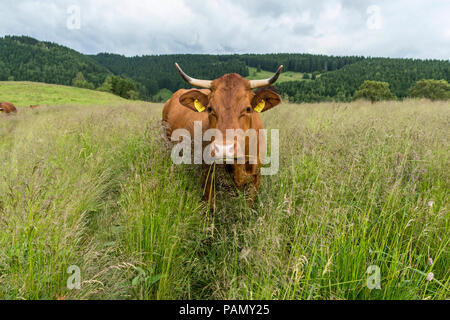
[[90, 53, 368, 99], [0, 36, 139, 99], [1, 35, 449, 102], [0, 35, 109, 86], [276, 58, 450, 102], [90, 53, 250, 100], [351, 79, 449, 103]]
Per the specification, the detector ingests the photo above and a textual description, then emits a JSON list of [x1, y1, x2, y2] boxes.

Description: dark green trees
[[353, 81, 396, 103], [276, 58, 450, 103], [0, 36, 110, 86], [1, 35, 450, 103], [72, 72, 94, 89], [408, 79, 450, 100], [98, 76, 139, 100]]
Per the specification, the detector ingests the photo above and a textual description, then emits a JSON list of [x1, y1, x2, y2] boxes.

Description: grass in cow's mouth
[[214, 158, 245, 163], [0, 100, 448, 300]]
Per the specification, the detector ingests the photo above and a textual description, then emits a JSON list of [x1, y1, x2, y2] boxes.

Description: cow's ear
[[251, 89, 281, 113], [179, 90, 209, 112]]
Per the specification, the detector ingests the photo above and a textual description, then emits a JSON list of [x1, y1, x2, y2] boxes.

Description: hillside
[[90, 53, 361, 98], [90, 53, 249, 99], [246, 66, 307, 83], [0, 36, 111, 86], [277, 58, 450, 102], [0, 81, 128, 106], [1, 35, 449, 103]]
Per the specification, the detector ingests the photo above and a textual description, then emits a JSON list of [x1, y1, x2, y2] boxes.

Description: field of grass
[[246, 67, 309, 83], [0, 94, 448, 299], [0, 81, 127, 106]]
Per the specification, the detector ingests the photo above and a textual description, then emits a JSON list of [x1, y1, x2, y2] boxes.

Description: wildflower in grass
[[426, 272, 434, 282]]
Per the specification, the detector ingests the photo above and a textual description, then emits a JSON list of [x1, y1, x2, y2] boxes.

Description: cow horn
[[249, 65, 284, 89], [175, 63, 212, 89]]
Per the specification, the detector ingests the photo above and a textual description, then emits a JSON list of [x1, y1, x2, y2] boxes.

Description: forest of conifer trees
[[1, 36, 449, 102]]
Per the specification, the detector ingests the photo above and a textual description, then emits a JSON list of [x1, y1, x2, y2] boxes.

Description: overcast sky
[[0, 0, 449, 59]]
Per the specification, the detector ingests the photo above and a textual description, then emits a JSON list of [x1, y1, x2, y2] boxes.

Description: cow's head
[[176, 63, 283, 160]]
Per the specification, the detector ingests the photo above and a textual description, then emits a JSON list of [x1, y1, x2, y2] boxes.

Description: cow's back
[[0, 102, 17, 113]]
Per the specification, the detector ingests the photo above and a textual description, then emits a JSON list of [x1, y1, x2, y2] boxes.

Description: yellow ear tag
[[194, 99, 205, 112], [254, 99, 265, 113]]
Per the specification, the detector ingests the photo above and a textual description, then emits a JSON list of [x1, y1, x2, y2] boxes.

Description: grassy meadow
[[0, 81, 127, 106], [0, 85, 449, 300], [246, 67, 309, 82]]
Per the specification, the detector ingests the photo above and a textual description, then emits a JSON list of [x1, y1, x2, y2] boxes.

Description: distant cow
[[163, 63, 283, 209], [30, 105, 40, 109], [0, 102, 17, 114]]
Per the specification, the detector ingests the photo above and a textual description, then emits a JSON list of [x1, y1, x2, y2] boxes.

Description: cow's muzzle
[[210, 141, 244, 161]]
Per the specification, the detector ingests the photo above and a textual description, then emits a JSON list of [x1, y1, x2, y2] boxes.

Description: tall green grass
[[0, 99, 448, 299]]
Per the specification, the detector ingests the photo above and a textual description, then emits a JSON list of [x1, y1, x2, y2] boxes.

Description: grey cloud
[[293, 23, 315, 35], [0, 0, 449, 59]]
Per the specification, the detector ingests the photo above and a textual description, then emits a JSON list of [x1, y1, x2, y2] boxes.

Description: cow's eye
[[246, 107, 252, 113], [207, 107, 213, 113]]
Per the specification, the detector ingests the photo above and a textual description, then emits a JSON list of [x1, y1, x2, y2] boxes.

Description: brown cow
[[0, 102, 17, 114], [163, 63, 283, 209]]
